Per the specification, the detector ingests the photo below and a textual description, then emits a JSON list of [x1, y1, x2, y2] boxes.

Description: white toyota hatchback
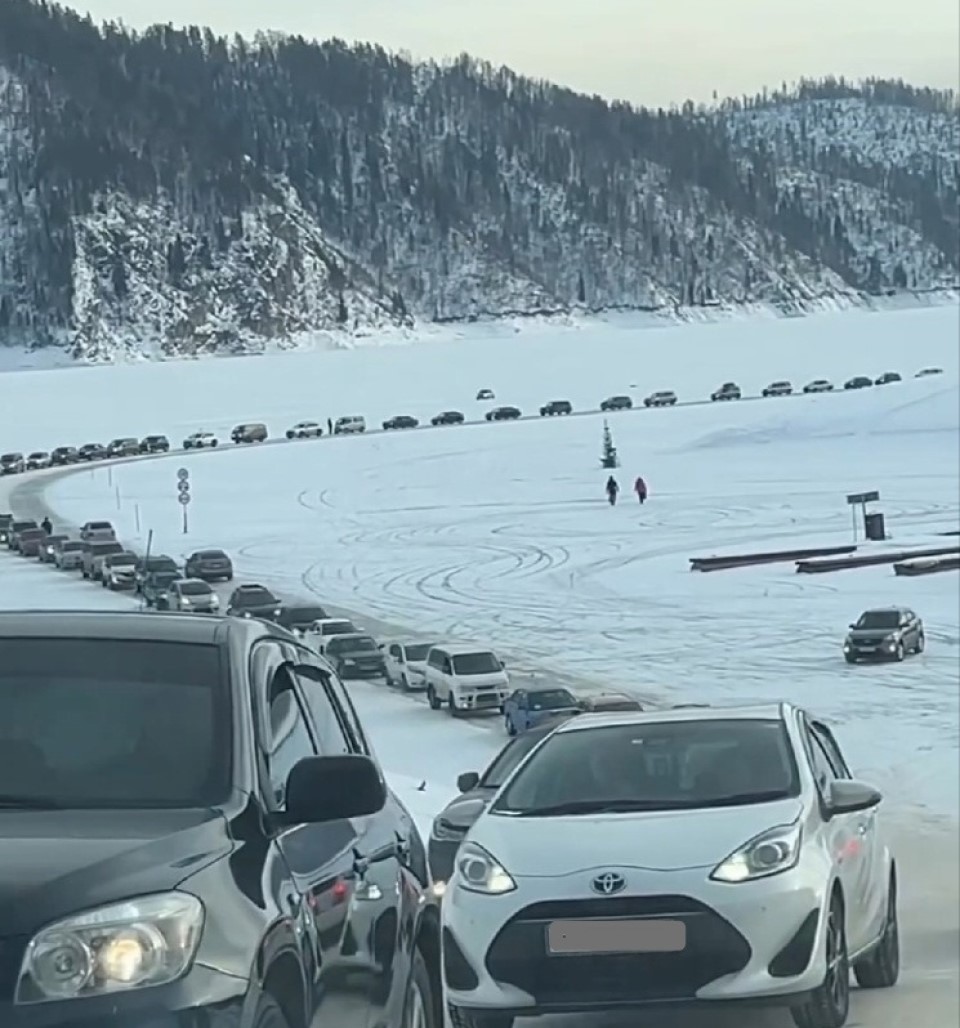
[[441, 703, 899, 1028]]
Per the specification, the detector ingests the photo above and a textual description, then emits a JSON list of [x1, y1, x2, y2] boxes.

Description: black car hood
[[439, 788, 497, 828], [0, 808, 231, 935]]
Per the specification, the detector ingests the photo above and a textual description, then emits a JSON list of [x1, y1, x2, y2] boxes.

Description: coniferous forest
[[0, 0, 957, 359]]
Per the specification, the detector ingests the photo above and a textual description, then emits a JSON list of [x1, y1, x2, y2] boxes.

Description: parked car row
[[3, 367, 939, 471]]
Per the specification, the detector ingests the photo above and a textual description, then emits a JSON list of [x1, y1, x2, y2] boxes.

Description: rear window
[[321, 621, 354, 634], [181, 581, 212, 595], [92, 543, 123, 555], [198, 550, 228, 560], [19, 529, 44, 539], [62, 542, 84, 552], [86, 522, 112, 530], [0, 639, 230, 808]]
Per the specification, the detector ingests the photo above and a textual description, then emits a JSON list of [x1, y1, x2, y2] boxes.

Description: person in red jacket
[[633, 476, 648, 504]]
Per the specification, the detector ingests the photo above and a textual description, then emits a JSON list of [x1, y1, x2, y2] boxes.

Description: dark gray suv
[[184, 549, 234, 582], [844, 606, 925, 663]]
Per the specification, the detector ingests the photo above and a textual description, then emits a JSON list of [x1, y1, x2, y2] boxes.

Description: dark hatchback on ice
[[0, 611, 441, 1028]]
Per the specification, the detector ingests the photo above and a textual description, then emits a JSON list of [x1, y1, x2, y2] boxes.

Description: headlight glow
[[454, 842, 516, 895], [710, 823, 802, 883], [16, 892, 204, 1004]]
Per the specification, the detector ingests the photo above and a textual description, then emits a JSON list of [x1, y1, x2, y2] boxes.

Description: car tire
[[403, 946, 440, 1028], [893, 641, 904, 662], [401, 674, 410, 692], [427, 685, 441, 711], [505, 715, 516, 736], [914, 633, 925, 654], [844, 654, 856, 664], [790, 893, 849, 1028], [211, 440, 218, 447], [252, 992, 292, 1028], [448, 694, 460, 717], [854, 872, 899, 989], [448, 1006, 514, 1028]]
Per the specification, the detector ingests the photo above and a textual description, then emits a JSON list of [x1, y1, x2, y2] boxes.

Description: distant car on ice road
[[502, 686, 581, 735], [844, 606, 925, 663]]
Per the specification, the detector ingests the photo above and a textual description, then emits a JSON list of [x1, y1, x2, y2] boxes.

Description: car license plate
[[546, 918, 686, 955], [859, 646, 876, 652]]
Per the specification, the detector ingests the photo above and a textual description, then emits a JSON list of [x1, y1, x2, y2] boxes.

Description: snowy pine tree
[[601, 421, 620, 468]]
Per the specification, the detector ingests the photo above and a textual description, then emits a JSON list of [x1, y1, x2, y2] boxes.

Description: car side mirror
[[282, 755, 386, 824], [499, 660, 506, 670], [826, 779, 882, 816], [848, 623, 857, 630], [457, 771, 480, 793]]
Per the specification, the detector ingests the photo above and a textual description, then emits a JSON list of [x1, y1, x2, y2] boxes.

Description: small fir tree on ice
[[600, 421, 620, 468]]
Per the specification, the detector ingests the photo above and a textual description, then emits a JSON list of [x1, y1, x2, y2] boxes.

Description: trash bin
[[865, 511, 886, 541]]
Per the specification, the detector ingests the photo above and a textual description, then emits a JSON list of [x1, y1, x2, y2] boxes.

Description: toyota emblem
[[590, 871, 626, 895]]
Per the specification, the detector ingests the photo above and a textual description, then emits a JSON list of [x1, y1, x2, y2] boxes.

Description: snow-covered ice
[[2, 303, 958, 1028], [18, 304, 956, 824]]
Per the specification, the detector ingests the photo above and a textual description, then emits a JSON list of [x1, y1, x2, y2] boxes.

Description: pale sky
[[71, 0, 958, 108]]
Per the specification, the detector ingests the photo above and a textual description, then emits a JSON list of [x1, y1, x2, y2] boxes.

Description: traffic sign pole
[[177, 469, 191, 534]]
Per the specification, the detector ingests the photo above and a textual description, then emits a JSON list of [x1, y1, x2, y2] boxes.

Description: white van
[[334, 416, 366, 435], [423, 644, 510, 714]]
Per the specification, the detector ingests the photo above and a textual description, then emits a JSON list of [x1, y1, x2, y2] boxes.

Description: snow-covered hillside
[[0, 1, 957, 362]]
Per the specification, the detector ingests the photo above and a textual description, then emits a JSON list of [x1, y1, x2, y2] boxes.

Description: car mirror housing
[[457, 771, 480, 793], [826, 779, 882, 816], [282, 755, 386, 824]]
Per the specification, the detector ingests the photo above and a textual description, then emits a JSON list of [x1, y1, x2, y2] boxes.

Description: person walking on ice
[[605, 476, 620, 506], [633, 475, 648, 504]]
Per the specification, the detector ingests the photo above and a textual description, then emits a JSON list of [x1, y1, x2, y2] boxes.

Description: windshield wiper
[[696, 790, 791, 808], [510, 799, 689, 817], [0, 794, 67, 810]]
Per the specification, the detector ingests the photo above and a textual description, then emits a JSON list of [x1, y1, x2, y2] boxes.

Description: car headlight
[[454, 842, 516, 895], [884, 635, 897, 648], [209, 595, 220, 607], [15, 892, 204, 1005], [710, 823, 802, 883]]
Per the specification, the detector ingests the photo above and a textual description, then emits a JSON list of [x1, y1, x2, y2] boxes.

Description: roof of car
[[0, 610, 227, 643], [556, 703, 787, 733], [429, 642, 500, 656]]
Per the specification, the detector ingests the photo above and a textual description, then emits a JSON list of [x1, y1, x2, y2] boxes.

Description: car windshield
[[235, 589, 276, 605], [491, 718, 799, 816], [62, 542, 84, 552], [328, 636, 377, 653], [181, 582, 212, 595], [150, 572, 180, 586], [108, 553, 136, 566], [321, 621, 354, 634], [86, 522, 112, 530], [528, 689, 577, 711], [1, 454, 21, 461], [277, 606, 327, 626], [452, 652, 502, 675], [92, 543, 122, 555], [404, 643, 432, 661], [480, 732, 549, 788], [856, 610, 900, 630], [20, 530, 44, 539], [0, 639, 230, 808]]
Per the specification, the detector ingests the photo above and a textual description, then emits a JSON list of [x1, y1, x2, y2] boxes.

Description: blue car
[[503, 686, 582, 735]]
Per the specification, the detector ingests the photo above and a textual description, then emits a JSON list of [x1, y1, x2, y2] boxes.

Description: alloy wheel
[[825, 904, 850, 1017]]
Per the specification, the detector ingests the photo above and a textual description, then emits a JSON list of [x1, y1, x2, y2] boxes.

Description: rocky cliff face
[[0, 4, 956, 362]]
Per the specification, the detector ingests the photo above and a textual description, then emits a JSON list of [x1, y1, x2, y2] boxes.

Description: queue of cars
[[0, 365, 937, 474]]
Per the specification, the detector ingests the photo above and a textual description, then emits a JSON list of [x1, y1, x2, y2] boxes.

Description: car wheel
[[791, 894, 849, 1028], [402, 947, 439, 1028], [448, 1007, 514, 1028], [915, 633, 925, 654], [854, 872, 899, 989], [893, 641, 904, 662], [401, 673, 410, 692], [844, 654, 857, 664], [251, 993, 291, 1028], [448, 694, 460, 717], [427, 685, 441, 710]]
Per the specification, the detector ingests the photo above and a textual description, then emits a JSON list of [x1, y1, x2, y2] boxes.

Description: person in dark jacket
[[633, 476, 648, 504], [327, 418, 333, 435], [40, 516, 53, 534], [605, 476, 619, 505]]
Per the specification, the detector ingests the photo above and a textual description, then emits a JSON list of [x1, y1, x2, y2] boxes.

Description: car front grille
[[485, 895, 751, 1006]]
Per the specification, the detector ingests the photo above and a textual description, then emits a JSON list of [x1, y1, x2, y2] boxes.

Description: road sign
[[178, 493, 191, 505], [846, 491, 879, 505], [177, 468, 190, 481], [177, 481, 191, 495]]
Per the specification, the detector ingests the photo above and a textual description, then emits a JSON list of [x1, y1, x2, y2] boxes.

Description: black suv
[[50, 446, 79, 465], [431, 410, 465, 426], [106, 437, 141, 457], [140, 434, 171, 453], [539, 400, 573, 416], [141, 568, 182, 607], [484, 406, 521, 421], [600, 395, 632, 411], [184, 549, 234, 582], [134, 554, 180, 592], [383, 415, 420, 430], [274, 603, 330, 633], [0, 610, 440, 1028], [844, 606, 925, 663], [77, 443, 107, 461], [226, 583, 282, 619], [0, 452, 25, 475], [844, 375, 873, 390], [710, 381, 742, 401]]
